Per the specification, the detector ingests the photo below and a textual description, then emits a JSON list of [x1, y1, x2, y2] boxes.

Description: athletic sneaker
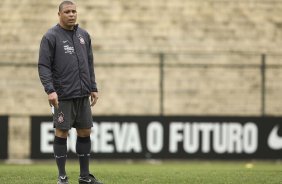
[[57, 175, 69, 184], [79, 174, 103, 184]]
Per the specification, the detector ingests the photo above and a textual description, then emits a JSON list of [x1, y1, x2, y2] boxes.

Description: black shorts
[[53, 97, 93, 130]]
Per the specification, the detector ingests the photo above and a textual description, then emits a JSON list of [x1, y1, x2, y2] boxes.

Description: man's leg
[[52, 99, 73, 184], [54, 129, 69, 178], [76, 128, 92, 177], [75, 97, 103, 184]]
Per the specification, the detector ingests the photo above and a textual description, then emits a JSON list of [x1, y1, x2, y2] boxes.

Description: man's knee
[[76, 128, 91, 137], [55, 128, 69, 138]]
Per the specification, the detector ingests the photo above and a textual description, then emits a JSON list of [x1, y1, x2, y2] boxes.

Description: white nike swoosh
[[55, 155, 66, 159], [80, 178, 91, 183], [60, 176, 67, 180], [268, 125, 282, 150]]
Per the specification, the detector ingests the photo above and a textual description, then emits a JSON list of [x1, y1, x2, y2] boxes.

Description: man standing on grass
[[38, 1, 103, 184]]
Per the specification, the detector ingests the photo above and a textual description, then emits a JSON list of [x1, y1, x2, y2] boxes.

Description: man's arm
[[87, 34, 99, 106], [87, 34, 98, 92], [38, 35, 58, 108]]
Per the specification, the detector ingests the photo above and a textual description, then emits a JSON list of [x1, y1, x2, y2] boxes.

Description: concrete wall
[[1, 0, 282, 159]]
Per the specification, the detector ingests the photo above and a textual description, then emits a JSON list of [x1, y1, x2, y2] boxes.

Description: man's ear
[[58, 12, 60, 17]]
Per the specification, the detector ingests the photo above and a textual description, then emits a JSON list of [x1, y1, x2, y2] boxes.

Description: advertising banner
[[0, 116, 8, 159], [31, 116, 282, 159]]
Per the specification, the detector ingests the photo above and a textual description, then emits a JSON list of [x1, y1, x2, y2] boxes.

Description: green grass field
[[0, 161, 281, 184]]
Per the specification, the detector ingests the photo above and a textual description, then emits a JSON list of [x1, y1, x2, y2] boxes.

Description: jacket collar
[[57, 23, 79, 32]]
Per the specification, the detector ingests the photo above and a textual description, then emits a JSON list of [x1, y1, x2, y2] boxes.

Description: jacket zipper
[[72, 32, 83, 95]]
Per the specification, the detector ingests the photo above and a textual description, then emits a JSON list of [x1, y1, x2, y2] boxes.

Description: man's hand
[[90, 92, 98, 106], [48, 92, 59, 109]]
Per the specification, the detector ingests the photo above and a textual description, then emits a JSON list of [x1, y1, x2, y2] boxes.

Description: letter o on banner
[[147, 121, 164, 153], [243, 123, 258, 154]]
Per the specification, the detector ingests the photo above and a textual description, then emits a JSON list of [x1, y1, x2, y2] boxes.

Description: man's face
[[58, 4, 77, 29]]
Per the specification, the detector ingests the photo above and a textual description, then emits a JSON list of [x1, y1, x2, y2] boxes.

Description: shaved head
[[59, 1, 75, 12]]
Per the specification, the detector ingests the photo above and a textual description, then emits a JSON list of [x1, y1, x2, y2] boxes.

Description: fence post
[[159, 53, 164, 116], [261, 54, 266, 116]]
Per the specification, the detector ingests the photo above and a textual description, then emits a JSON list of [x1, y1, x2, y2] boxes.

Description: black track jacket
[[38, 24, 97, 100]]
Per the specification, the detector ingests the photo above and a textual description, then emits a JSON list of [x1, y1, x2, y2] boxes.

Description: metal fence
[[0, 51, 282, 116]]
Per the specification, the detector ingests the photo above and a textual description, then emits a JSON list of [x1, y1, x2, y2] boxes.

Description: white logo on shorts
[[58, 112, 64, 123]]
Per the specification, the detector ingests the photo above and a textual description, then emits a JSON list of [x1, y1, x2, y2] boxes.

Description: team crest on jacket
[[57, 112, 64, 123], [79, 36, 85, 44]]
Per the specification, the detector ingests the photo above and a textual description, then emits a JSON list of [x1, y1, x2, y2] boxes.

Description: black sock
[[76, 136, 91, 177], [53, 136, 67, 177]]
